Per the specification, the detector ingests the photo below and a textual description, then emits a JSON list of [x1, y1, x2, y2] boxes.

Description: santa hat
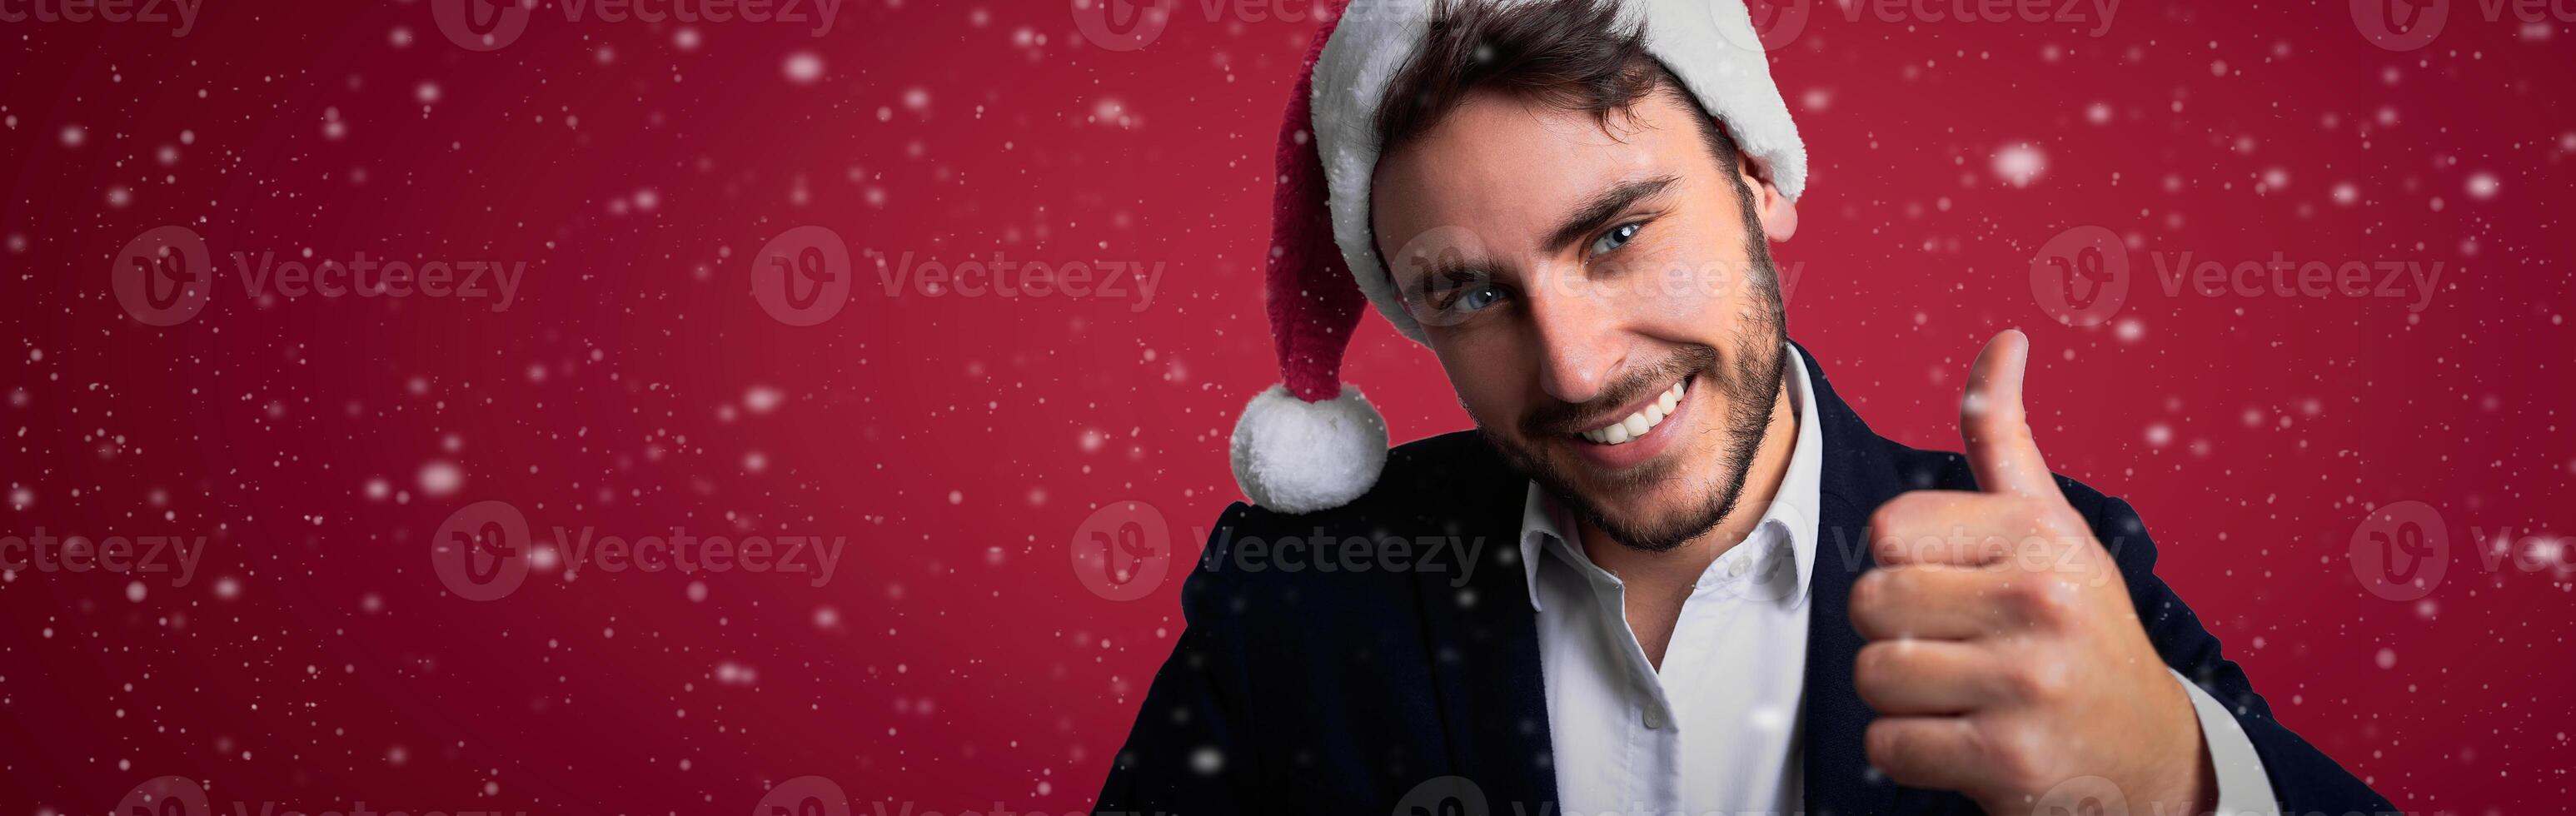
[[1229, 0, 1809, 514]]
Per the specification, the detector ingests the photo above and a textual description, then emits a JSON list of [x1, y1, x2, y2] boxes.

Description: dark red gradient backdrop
[[2, 0, 2571, 814]]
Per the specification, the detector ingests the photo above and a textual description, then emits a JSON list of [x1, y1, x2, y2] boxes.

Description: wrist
[[2150, 674, 2218, 815]]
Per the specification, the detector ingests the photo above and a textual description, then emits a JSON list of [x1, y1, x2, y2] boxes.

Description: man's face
[[1371, 87, 1799, 551]]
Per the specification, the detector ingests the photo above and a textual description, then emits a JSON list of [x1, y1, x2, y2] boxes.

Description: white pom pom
[[1230, 384, 1389, 514]]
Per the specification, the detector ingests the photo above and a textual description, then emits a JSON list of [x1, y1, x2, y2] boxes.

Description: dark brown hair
[[1372, 0, 1749, 186]]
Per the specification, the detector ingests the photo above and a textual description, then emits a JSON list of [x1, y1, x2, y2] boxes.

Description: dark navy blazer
[[1096, 347, 2391, 815]]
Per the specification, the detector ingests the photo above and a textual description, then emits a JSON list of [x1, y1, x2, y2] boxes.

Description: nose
[[1527, 266, 1625, 406]]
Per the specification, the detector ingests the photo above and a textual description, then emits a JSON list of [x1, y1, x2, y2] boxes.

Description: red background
[[3, 0, 2572, 813]]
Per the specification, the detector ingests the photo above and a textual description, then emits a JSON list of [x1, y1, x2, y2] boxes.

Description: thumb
[[1961, 330, 2055, 499]]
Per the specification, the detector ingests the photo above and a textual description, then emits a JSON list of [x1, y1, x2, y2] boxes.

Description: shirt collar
[[1517, 343, 1825, 612]]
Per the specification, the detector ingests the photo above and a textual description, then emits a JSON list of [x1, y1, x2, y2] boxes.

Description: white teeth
[[1580, 378, 1691, 445], [1621, 415, 1652, 437]]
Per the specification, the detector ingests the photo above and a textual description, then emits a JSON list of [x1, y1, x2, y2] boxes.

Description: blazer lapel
[[1796, 343, 1917, 816], [1410, 438, 1559, 813]]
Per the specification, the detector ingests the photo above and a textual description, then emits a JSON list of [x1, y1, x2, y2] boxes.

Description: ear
[[1736, 151, 1799, 243]]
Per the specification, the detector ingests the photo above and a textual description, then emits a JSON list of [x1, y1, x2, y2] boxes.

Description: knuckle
[[1855, 641, 1894, 686], [1881, 565, 1916, 596], [1996, 531, 2045, 570], [2005, 498, 2056, 536], [2039, 506, 2088, 540], [1868, 494, 1949, 562], [2000, 575, 2045, 605], [1867, 502, 1900, 533], [2008, 577, 2079, 627], [1852, 569, 1892, 615], [1867, 509, 1911, 560], [1871, 537, 1915, 567], [2001, 661, 2067, 703], [1984, 722, 2054, 793], [1850, 570, 1877, 614], [1864, 721, 1907, 772], [2032, 580, 2083, 625]]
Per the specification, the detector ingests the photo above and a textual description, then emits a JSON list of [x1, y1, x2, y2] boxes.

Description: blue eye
[[1449, 285, 1504, 314], [1590, 222, 1642, 256], [1406, 275, 1510, 325]]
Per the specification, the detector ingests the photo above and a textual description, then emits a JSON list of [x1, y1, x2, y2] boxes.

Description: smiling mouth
[[1575, 375, 1692, 445]]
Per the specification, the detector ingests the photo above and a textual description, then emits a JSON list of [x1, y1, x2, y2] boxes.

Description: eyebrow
[[1542, 175, 1680, 255]]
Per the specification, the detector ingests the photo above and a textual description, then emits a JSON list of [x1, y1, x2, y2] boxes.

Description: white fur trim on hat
[[1230, 384, 1390, 514], [1311, 0, 1807, 345]]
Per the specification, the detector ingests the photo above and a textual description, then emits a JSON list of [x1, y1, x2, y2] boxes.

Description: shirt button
[[1728, 559, 1750, 577], [1643, 708, 1666, 729]]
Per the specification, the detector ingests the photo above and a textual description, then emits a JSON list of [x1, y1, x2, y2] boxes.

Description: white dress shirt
[[1518, 345, 2276, 816]]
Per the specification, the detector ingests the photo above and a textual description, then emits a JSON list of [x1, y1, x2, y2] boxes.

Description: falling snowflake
[[784, 52, 824, 84], [1991, 143, 2046, 187]]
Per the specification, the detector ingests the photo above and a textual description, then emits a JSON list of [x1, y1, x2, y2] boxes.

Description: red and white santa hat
[[1231, 0, 1810, 513]]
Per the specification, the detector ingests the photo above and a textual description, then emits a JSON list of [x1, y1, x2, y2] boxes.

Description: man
[[1099, 1, 2392, 814]]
